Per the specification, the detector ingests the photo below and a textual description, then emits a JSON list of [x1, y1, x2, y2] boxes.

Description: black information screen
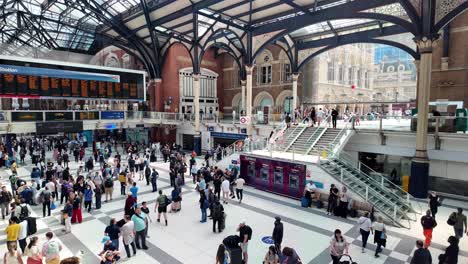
[[36, 121, 83, 134]]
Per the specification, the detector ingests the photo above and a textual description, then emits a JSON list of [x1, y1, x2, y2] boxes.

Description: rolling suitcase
[[301, 197, 309, 208]]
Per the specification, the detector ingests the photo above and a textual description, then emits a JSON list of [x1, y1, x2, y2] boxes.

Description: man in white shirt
[[121, 215, 137, 258], [235, 177, 246, 203], [221, 177, 230, 204], [357, 212, 372, 252], [18, 218, 28, 253], [304, 181, 319, 207]]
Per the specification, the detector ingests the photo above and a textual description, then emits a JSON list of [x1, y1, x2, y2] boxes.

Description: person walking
[[235, 177, 245, 203], [4, 241, 23, 264], [103, 176, 113, 202], [141, 202, 152, 238], [327, 184, 339, 215], [118, 171, 127, 196], [144, 165, 151, 186], [130, 182, 139, 202], [439, 236, 459, 264], [330, 229, 349, 264], [41, 232, 62, 264], [0, 185, 13, 219], [131, 207, 148, 250], [17, 217, 28, 253], [221, 177, 230, 204], [237, 220, 253, 264], [450, 208, 467, 239], [6, 217, 20, 248], [211, 197, 224, 233], [121, 215, 137, 259], [421, 210, 437, 248], [410, 240, 432, 264], [371, 216, 387, 258], [154, 190, 168, 226], [83, 185, 93, 213], [357, 212, 372, 252], [428, 191, 440, 219], [272, 216, 283, 252], [71, 194, 82, 224], [24, 236, 42, 264]]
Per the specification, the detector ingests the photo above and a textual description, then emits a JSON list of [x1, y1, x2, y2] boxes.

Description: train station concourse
[[0, 0, 468, 264]]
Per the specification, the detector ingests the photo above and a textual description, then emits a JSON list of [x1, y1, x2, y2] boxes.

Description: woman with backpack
[[199, 191, 209, 223]]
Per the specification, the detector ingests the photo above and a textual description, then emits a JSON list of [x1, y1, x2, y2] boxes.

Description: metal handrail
[[305, 115, 331, 143]]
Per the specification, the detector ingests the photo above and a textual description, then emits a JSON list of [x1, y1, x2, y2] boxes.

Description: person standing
[[141, 202, 152, 238], [130, 182, 139, 202], [272, 216, 283, 252], [357, 212, 372, 252], [331, 108, 339, 128], [103, 176, 114, 203], [211, 197, 224, 233], [150, 169, 158, 192], [410, 240, 432, 264], [338, 186, 349, 218], [420, 210, 437, 248], [104, 218, 121, 250], [83, 185, 93, 213], [451, 208, 467, 239], [329, 229, 349, 264], [40, 186, 52, 217], [71, 193, 82, 224], [0, 185, 13, 219], [213, 175, 221, 200], [237, 220, 252, 264], [428, 191, 440, 219], [221, 177, 230, 204], [235, 177, 245, 203], [144, 165, 151, 186], [154, 190, 168, 226], [327, 184, 339, 216], [131, 207, 148, 250], [118, 171, 127, 196], [41, 232, 62, 264], [371, 216, 386, 258], [199, 191, 208, 223], [121, 215, 137, 259]]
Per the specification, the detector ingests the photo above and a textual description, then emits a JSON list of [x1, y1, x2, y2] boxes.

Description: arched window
[[398, 64, 405, 72], [387, 66, 395, 72]]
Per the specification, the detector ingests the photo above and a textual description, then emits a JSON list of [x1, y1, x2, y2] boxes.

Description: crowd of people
[[0, 134, 466, 264]]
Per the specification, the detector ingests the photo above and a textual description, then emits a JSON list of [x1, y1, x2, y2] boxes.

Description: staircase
[[286, 127, 323, 153], [319, 152, 419, 228], [308, 128, 341, 155], [279, 126, 306, 151]]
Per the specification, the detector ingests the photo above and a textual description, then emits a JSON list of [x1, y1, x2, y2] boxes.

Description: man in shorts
[[154, 190, 168, 226], [237, 220, 252, 263]]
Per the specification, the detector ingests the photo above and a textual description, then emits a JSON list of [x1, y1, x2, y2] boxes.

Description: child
[[63, 211, 71, 233]]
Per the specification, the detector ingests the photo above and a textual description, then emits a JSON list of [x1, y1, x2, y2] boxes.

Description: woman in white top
[[357, 212, 372, 252], [371, 216, 387, 258], [221, 177, 230, 204], [25, 236, 42, 264], [339, 186, 349, 218], [329, 229, 348, 264], [4, 241, 23, 264]]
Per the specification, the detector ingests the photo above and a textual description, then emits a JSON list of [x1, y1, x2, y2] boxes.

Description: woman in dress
[[25, 236, 42, 264]]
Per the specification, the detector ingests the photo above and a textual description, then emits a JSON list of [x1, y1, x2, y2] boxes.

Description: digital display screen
[[36, 121, 83, 134], [0, 58, 145, 100]]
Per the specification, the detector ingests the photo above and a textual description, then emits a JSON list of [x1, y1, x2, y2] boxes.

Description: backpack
[[42, 191, 51, 202], [18, 205, 29, 220], [164, 195, 171, 206], [202, 199, 209, 209], [212, 203, 223, 219], [104, 178, 113, 188]]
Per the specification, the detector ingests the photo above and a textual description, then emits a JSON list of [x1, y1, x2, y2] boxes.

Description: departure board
[[89, 80, 97, 98], [98, 81, 106, 98], [71, 79, 79, 97], [17, 75, 27, 94], [0, 57, 145, 100], [40, 76, 50, 96], [61, 79, 71, 97], [28, 76, 39, 95], [106, 82, 113, 98], [4, 74, 15, 94], [80, 80, 88, 97], [50, 78, 60, 96]]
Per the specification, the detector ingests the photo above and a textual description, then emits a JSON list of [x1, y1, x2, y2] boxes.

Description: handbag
[[50, 201, 56, 210], [380, 231, 387, 240], [447, 213, 456, 226]]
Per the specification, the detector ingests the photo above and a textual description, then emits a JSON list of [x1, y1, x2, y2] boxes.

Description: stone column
[[241, 80, 246, 113], [292, 73, 299, 112], [410, 38, 435, 198], [193, 74, 201, 132], [148, 79, 162, 112], [245, 65, 253, 135]]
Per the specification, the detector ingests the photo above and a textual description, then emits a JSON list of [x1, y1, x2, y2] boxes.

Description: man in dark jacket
[[410, 240, 432, 264], [272, 216, 284, 252], [421, 210, 437, 248]]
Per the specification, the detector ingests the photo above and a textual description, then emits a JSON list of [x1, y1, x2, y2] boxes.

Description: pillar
[[148, 79, 162, 112], [292, 73, 299, 112], [245, 65, 253, 135], [241, 80, 246, 114], [192, 73, 201, 155], [409, 38, 434, 198]]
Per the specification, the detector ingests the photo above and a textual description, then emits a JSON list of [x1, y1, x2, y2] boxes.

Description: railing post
[[393, 205, 397, 223], [292, 147, 295, 161], [358, 162, 361, 172], [365, 186, 368, 202], [381, 175, 384, 187], [340, 168, 344, 183], [42, 112, 46, 122], [379, 116, 383, 131]]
